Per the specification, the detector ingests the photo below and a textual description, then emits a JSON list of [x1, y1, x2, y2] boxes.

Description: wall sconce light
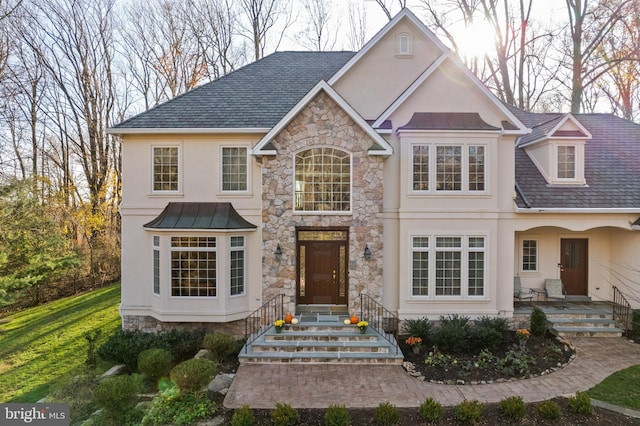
[[274, 243, 282, 258], [363, 244, 372, 260]]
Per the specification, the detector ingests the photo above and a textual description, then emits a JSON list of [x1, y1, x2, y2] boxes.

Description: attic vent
[[396, 32, 413, 57]]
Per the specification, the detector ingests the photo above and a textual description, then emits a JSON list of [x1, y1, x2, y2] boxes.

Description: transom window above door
[[294, 147, 351, 212]]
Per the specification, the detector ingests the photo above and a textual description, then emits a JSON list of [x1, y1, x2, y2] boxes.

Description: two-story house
[[109, 9, 640, 334]]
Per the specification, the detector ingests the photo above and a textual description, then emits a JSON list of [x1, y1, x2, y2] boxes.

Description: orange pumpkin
[[350, 314, 359, 324], [284, 312, 293, 323]]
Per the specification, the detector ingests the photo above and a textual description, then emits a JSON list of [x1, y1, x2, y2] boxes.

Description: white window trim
[[220, 145, 250, 194], [229, 236, 246, 297], [396, 32, 414, 57], [292, 146, 353, 214], [151, 144, 182, 195], [409, 233, 488, 300], [410, 143, 488, 195]]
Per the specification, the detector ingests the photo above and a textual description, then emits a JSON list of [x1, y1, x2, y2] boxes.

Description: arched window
[[294, 148, 351, 212]]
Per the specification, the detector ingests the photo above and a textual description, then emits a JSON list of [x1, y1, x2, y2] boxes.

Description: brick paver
[[223, 338, 640, 408]]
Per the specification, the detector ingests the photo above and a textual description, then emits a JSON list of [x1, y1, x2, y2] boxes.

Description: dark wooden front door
[[560, 238, 588, 295], [297, 229, 348, 305]]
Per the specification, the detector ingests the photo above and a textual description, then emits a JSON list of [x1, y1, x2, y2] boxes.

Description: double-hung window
[[152, 236, 160, 295], [412, 144, 485, 193], [410, 235, 486, 298], [153, 146, 179, 191], [557, 145, 576, 179], [222, 147, 248, 191], [521, 239, 538, 272], [229, 236, 245, 296]]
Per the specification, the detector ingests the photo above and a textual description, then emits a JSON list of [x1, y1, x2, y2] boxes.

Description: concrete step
[[544, 312, 613, 320], [239, 352, 404, 364], [252, 340, 391, 353]]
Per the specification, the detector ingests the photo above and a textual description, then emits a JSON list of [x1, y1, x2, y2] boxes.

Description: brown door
[[297, 229, 348, 305], [560, 238, 588, 295]]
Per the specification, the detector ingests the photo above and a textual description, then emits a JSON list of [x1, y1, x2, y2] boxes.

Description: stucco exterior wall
[[260, 91, 385, 315]]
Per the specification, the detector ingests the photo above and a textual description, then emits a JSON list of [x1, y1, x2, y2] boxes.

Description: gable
[[330, 13, 446, 120], [253, 81, 392, 156], [386, 58, 518, 130]]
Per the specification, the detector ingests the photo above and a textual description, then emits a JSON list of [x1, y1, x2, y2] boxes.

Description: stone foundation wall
[[122, 315, 246, 339], [261, 91, 385, 315]]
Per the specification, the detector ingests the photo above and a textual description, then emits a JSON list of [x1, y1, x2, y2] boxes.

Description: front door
[[297, 229, 348, 305], [560, 238, 588, 295]]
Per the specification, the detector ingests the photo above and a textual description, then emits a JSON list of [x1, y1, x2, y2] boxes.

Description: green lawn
[[0, 284, 121, 402], [587, 365, 640, 411]]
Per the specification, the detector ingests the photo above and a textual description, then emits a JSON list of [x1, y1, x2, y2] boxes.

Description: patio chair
[[514, 277, 534, 304], [544, 279, 567, 306]]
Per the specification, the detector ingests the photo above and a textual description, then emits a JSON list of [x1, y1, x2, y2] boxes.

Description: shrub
[[50, 373, 99, 425], [170, 358, 217, 392], [231, 405, 255, 426], [138, 348, 173, 381], [432, 315, 470, 354], [628, 309, 640, 340], [419, 397, 444, 423], [536, 400, 561, 420], [402, 317, 432, 341], [374, 401, 399, 426], [142, 389, 216, 426], [499, 395, 526, 419], [568, 391, 593, 415], [203, 333, 237, 363], [270, 402, 299, 426], [93, 374, 143, 423], [97, 329, 204, 371], [455, 400, 482, 425], [469, 325, 503, 352], [324, 404, 350, 426], [530, 307, 547, 336]]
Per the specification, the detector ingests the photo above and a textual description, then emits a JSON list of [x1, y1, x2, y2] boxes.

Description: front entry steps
[[239, 318, 404, 365], [546, 307, 623, 338]]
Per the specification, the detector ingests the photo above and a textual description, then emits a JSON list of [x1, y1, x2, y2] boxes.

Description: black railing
[[612, 286, 631, 333], [244, 294, 285, 353], [359, 294, 400, 355]]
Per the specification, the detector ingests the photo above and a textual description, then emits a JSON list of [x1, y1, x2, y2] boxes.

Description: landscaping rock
[[194, 349, 215, 361], [100, 364, 127, 378], [207, 373, 234, 393], [195, 416, 225, 426]]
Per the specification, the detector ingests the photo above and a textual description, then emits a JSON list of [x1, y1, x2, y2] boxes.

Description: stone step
[[549, 326, 623, 338], [238, 352, 404, 364], [547, 318, 618, 328], [251, 340, 391, 353], [544, 312, 613, 320], [240, 323, 403, 364]]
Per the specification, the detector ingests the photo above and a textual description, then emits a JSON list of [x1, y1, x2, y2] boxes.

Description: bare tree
[[299, 0, 337, 51], [346, 0, 368, 51], [374, 0, 408, 21], [563, 0, 635, 113], [238, 0, 293, 61]]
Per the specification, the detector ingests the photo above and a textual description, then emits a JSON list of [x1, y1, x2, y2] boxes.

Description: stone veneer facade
[[261, 91, 385, 315]]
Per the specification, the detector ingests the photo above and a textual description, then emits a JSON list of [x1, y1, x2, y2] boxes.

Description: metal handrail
[[612, 286, 631, 333], [244, 294, 284, 353], [359, 293, 400, 355]]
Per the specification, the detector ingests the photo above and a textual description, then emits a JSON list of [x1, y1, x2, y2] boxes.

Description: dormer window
[[557, 145, 576, 179]]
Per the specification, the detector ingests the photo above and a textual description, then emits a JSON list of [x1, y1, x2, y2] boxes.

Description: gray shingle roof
[[398, 112, 500, 131], [513, 112, 640, 209], [114, 51, 355, 129]]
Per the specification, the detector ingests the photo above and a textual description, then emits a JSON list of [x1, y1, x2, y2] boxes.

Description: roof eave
[[107, 127, 270, 135]]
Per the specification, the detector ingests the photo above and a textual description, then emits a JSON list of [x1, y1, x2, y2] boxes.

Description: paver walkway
[[224, 337, 640, 408]]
